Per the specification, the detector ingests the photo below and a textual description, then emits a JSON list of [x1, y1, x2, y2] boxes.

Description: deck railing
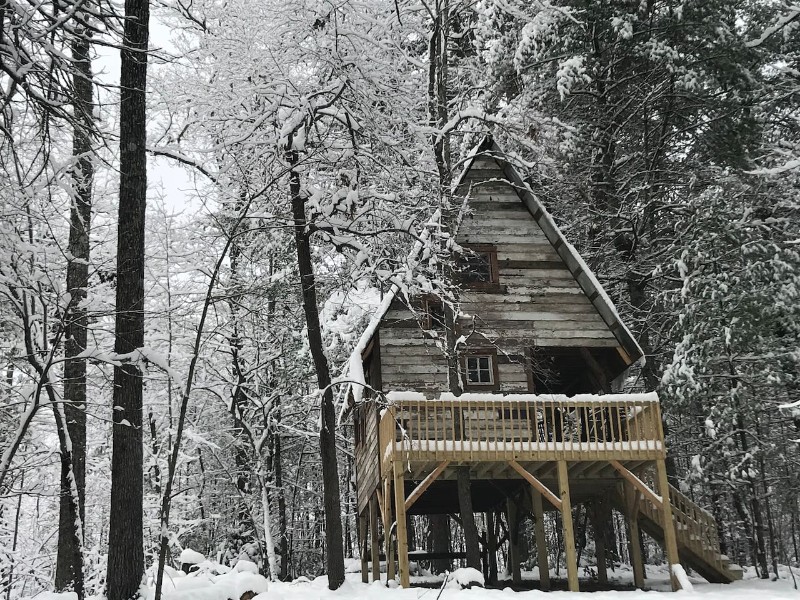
[[639, 482, 726, 571], [379, 394, 665, 473]]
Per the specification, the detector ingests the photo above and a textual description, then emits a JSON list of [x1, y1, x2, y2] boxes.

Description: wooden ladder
[[634, 483, 744, 583]]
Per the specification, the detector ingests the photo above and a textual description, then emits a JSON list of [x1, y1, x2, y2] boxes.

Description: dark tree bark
[[228, 239, 254, 538], [428, 515, 451, 574], [288, 149, 345, 589], [456, 467, 481, 569], [55, 16, 94, 599], [106, 0, 149, 597]]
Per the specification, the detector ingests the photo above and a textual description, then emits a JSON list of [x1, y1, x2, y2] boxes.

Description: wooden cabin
[[352, 138, 741, 591]]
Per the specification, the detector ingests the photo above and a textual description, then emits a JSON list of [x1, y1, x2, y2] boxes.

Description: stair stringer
[[611, 485, 743, 584]]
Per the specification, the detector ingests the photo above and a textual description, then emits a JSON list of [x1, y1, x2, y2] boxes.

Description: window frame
[[457, 244, 500, 291], [420, 294, 446, 331], [461, 348, 500, 392]]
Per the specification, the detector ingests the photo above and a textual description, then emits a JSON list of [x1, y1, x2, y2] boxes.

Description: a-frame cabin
[[352, 138, 741, 591]]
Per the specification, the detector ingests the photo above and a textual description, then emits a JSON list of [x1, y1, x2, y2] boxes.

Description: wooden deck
[[379, 393, 665, 474], [356, 392, 740, 592]]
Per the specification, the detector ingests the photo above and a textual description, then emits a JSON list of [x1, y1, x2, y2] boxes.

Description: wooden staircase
[[619, 483, 744, 584]]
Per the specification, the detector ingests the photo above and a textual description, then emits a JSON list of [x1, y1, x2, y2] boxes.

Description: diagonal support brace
[[508, 460, 562, 511], [610, 460, 662, 509], [404, 460, 450, 512]]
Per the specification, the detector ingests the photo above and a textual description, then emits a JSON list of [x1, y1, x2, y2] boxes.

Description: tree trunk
[[228, 239, 253, 540], [106, 0, 149, 597], [55, 20, 94, 597], [456, 467, 481, 569], [428, 514, 451, 574], [275, 404, 289, 580], [288, 149, 345, 589]]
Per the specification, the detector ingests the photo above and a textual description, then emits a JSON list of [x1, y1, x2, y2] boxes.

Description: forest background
[[1, 0, 799, 598]]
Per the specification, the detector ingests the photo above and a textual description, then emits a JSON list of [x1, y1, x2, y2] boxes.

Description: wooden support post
[[629, 513, 645, 589], [506, 497, 522, 585], [359, 510, 369, 583], [485, 511, 498, 584], [383, 477, 395, 583], [557, 461, 579, 592], [369, 495, 380, 582], [393, 463, 410, 588], [656, 460, 681, 591], [530, 489, 550, 591], [589, 502, 608, 585], [622, 482, 645, 589]]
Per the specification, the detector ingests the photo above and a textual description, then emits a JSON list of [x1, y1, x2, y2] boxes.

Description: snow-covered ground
[[19, 562, 799, 600]]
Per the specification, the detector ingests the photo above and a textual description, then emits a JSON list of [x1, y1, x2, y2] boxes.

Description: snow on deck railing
[[384, 391, 660, 404], [378, 391, 664, 467]]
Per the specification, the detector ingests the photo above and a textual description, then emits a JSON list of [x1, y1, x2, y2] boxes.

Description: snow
[[672, 564, 694, 591], [385, 391, 427, 402], [452, 567, 485, 588], [18, 564, 800, 600], [745, 9, 800, 48], [390, 439, 663, 457], [386, 391, 659, 404], [142, 569, 268, 600], [232, 559, 260, 574], [179, 548, 206, 565]]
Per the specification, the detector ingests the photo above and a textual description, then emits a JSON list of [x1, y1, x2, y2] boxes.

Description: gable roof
[[346, 135, 645, 406], [454, 135, 644, 367]]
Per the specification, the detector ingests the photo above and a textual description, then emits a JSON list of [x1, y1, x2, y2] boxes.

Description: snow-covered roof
[[453, 135, 645, 366]]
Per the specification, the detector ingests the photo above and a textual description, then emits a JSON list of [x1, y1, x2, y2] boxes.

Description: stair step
[[726, 564, 744, 581]]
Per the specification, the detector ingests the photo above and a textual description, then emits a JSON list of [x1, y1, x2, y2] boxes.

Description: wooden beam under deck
[[405, 460, 449, 512]]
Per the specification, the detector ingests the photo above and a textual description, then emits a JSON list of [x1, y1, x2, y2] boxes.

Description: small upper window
[[458, 245, 499, 289], [466, 355, 494, 385], [422, 296, 446, 330]]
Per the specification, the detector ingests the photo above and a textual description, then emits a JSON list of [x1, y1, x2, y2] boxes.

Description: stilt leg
[[359, 510, 369, 583], [629, 513, 645, 589], [370, 495, 380, 582], [393, 463, 410, 588], [557, 461, 579, 592], [531, 489, 550, 591], [506, 497, 521, 585], [656, 460, 681, 591], [383, 477, 396, 583], [623, 481, 645, 589]]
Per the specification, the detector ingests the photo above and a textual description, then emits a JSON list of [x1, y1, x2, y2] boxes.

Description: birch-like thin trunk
[[288, 148, 346, 589], [260, 471, 279, 580]]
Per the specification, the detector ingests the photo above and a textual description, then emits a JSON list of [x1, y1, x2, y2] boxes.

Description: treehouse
[[352, 138, 741, 591]]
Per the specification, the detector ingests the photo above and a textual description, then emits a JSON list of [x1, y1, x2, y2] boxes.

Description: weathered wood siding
[[355, 400, 380, 512], [379, 321, 449, 392], [377, 155, 618, 393]]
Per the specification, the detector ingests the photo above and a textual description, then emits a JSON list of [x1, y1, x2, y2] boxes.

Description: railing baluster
[[525, 398, 532, 458]]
